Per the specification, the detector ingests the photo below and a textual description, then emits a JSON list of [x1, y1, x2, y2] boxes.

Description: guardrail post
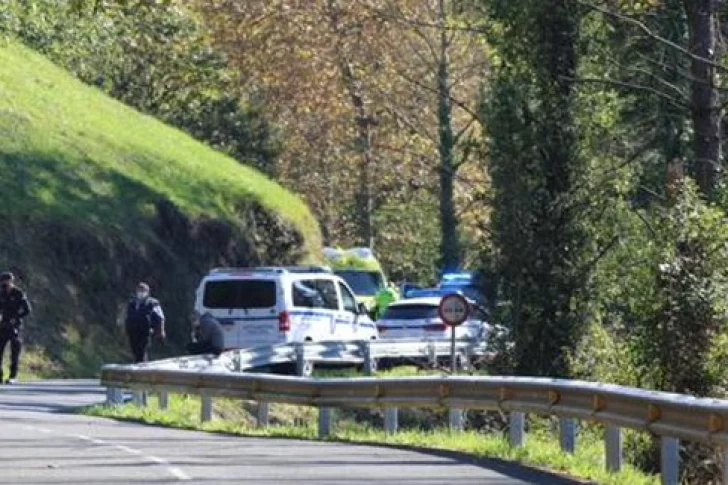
[[427, 341, 437, 368], [448, 408, 464, 431], [105, 387, 123, 406], [361, 341, 376, 376], [158, 391, 169, 411], [133, 390, 147, 407], [605, 426, 623, 473], [318, 407, 333, 438], [509, 412, 525, 448], [201, 395, 213, 423], [384, 407, 399, 434], [257, 402, 270, 429], [559, 417, 576, 454], [722, 447, 728, 485], [661, 437, 680, 485], [296, 344, 313, 377]]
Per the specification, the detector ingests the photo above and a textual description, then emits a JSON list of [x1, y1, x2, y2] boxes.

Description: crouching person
[[187, 312, 224, 357]]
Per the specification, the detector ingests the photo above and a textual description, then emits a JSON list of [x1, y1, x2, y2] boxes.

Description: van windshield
[[203, 280, 276, 309], [335, 271, 383, 296]]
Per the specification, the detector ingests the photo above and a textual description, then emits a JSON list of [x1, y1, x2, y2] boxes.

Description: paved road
[[0, 380, 580, 484]]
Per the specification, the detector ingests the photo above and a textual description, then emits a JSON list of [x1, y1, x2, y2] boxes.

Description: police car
[[194, 266, 378, 350], [376, 296, 491, 342]]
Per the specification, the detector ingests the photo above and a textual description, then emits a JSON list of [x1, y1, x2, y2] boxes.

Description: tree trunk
[[684, 0, 721, 197], [327, 0, 375, 248], [437, 0, 461, 270]]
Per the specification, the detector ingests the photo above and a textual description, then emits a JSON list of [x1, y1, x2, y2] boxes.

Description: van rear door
[[202, 277, 280, 349]]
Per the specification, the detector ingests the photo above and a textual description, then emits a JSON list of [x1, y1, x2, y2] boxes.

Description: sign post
[[438, 293, 470, 374]]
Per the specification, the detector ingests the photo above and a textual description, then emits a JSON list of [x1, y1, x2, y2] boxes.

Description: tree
[[193, 0, 487, 274], [684, 0, 721, 195], [366, 0, 488, 270], [580, 0, 723, 198], [484, 0, 591, 377]]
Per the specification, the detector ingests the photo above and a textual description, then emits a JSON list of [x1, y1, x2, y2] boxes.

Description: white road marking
[[77, 435, 191, 481], [21, 422, 192, 481], [114, 444, 143, 455], [168, 467, 192, 481]]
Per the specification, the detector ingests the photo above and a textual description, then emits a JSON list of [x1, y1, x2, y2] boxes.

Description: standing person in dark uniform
[[0, 272, 31, 384], [125, 282, 165, 363]]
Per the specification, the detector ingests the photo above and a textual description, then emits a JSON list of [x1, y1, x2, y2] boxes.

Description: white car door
[[337, 281, 358, 339]]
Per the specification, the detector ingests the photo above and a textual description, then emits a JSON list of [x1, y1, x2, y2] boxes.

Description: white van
[[194, 266, 378, 350]]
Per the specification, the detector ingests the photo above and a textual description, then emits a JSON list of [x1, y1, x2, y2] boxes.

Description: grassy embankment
[[0, 41, 321, 376], [85, 367, 658, 485]]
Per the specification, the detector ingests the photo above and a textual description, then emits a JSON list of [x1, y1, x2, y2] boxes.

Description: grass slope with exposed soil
[[0, 41, 321, 376]]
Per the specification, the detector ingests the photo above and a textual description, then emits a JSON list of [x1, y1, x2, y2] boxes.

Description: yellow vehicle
[[323, 247, 388, 312]]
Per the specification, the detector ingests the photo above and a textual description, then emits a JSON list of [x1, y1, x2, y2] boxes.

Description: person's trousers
[[127, 325, 151, 363], [0, 330, 21, 379]]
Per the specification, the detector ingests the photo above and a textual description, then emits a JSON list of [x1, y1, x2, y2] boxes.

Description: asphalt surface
[[0, 380, 581, 484]]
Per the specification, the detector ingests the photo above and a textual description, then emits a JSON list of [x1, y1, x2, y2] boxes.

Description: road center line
[[22, 422, 191, 481], [74, 435, 191, 481]]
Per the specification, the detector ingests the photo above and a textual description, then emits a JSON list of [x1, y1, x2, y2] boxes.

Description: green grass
[[0, 41, 321, 255], [84, 392, 658, 485]]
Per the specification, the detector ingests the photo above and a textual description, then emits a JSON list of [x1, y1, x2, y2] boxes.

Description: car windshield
[[335, 271, 383, 296], [382, 304, 440, 320], [203, 280, 276, 309]]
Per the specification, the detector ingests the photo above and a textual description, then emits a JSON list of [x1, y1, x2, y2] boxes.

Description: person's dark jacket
[[0, 287, 31, 334], [125, 297, 164, 335], [194, 313, 224, 355]]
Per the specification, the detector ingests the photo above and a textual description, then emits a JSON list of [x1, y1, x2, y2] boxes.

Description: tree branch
[[561, 75, 691, 108], [578, 0, 728, 72]]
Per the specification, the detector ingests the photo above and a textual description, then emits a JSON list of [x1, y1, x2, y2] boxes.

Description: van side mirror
[[357, 302, 368, 315]]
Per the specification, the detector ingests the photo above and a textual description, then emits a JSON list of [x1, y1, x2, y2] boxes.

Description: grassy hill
[[0, 42, 322, 376]]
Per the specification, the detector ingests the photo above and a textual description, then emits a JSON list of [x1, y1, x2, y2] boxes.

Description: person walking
[[186, 312, 224, 357], [124, 282, 165, 363], [0, 272, 31, 384]]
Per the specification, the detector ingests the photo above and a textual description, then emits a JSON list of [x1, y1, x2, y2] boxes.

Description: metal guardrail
[[101, 364, 728, 485], [230, 338, 492, 375], [137, 338, 493, 376]]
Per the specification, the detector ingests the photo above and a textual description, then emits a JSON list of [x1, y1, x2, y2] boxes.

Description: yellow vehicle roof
[[323, 247, 383, 273]]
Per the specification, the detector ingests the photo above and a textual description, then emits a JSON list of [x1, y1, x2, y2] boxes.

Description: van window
[[292, 279, 338, 310], [203, 280, 276, 309], [339, 282, 358, 313]]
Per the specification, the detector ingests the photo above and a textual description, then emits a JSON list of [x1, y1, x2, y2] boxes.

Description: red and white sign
[[438, 293, 470, 327]]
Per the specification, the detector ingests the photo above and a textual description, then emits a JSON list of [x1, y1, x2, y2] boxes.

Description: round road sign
[[438, 293, 470, 327]]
